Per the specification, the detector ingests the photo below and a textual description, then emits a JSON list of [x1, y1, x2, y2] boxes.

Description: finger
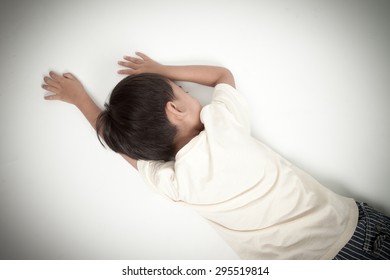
[[118, 60, 138, 69], [49, 71, 63, 81], [41, 83, 60, 94], [117, 69, 135, 75], [43, 76, 60, 88], [63, 72, 76, 80], [123, 56, 143, 64], [44, 93, 60, 101], [135, 52, 150, 61], [118, 60, 129, 66]]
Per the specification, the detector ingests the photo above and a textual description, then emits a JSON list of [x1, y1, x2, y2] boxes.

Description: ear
[[165, 101, 184, 124]]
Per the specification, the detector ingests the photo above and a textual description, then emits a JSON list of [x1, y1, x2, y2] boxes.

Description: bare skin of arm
[[117, 52, 235, 88]]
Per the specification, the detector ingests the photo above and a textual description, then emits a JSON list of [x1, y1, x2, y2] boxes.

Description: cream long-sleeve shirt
[[138, 84, 358, 259]]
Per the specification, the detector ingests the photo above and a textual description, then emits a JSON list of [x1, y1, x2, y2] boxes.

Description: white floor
[[0, 0, 389, 259]]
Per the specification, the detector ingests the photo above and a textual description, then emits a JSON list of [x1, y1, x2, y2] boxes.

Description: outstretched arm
[[42, 72, 100, 128], [41, 72, 138, 169], [117, 52, 235, 88]]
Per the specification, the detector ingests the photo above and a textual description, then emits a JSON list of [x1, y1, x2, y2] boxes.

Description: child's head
[[96, 73, 177, 161]]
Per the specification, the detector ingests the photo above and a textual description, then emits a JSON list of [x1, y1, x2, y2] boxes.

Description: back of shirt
[[138, 84, 358, 259]]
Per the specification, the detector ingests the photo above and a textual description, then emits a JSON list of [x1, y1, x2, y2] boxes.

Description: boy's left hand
[[42, 71, 88, 107]]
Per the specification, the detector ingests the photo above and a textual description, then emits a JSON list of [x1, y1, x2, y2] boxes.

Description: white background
[[0, 0, 389, 259]]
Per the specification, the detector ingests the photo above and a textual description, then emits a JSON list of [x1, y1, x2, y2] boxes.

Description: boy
[[42, 52, 390, 259]]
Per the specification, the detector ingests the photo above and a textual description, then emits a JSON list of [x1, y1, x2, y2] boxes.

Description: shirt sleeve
[[137, 160, 179, 201], [212, 83, 251, 133]]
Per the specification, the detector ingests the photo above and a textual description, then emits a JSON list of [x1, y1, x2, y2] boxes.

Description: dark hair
[[96, 73, 177, 161]]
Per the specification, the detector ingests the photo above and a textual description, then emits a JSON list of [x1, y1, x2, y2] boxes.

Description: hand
[[42, 71, 88, 107], [117, 52, 162, 75]]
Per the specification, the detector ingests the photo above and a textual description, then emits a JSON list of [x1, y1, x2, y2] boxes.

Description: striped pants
[[333, 202, 390, 259]]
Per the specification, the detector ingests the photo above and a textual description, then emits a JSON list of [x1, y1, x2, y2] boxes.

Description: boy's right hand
[[42, 71, 89, 108], [117, 52, 163, 75], [117, 52, 235, 88]]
